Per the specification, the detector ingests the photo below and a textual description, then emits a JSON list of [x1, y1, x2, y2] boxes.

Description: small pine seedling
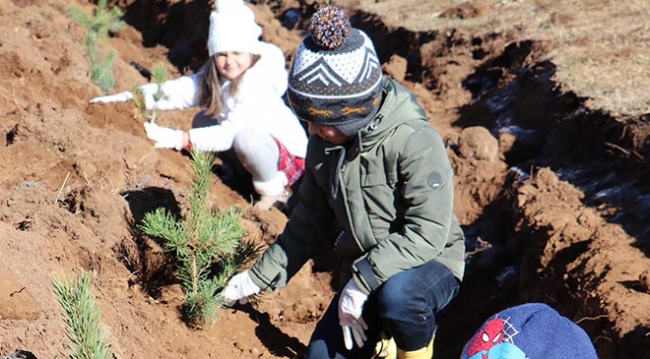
[[51, 270, 112, 359], [151, 62, 169, 103], [131, 61, 169, 123], [139, 150, 261, 327], [69, 0, 125, 93]]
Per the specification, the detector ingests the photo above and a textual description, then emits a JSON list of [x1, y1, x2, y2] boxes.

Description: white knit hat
[[207, 0, 262, 56]]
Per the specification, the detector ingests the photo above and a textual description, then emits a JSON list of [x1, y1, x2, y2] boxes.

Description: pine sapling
[[138, 150, 261, 327], [131, 61, 169, 123], [51, 270, 112, 359], [69, 0, 125, 93]]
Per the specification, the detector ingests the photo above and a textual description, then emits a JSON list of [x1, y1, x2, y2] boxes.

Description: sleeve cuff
[[248, 267, 278, 293], [352, 258, 382, 294]]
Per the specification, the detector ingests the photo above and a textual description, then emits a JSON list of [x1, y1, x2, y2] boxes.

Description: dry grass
[[343, 0, 650, 116]]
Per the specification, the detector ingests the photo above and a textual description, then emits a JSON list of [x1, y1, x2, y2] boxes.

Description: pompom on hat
[[287, 4, 383, 137], [208, 0, 262, 56], [461, 303, 598, 359]]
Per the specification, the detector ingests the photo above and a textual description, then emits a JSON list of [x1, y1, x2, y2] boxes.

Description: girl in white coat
[[91, 0, 308, 210]]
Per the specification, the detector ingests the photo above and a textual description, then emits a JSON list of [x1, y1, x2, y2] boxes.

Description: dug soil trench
[[1, 0, 650, 358]]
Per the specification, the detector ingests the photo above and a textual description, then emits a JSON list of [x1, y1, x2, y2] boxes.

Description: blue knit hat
[[287, 5, 383, 137], [461, 303, 598, 359]]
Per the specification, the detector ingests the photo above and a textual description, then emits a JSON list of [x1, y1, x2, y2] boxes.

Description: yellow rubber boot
[[396, 336, 434, 359], [374, 336, 397, 359]]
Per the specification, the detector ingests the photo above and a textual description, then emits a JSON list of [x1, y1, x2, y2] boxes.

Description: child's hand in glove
[[338, 279, 369, 350], [221, 271, 262, 307], [89, 91, 134, 104], [143, 122, 185, 151]]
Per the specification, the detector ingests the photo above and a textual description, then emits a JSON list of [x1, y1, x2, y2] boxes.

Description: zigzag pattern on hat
[[291, 30, 379, 80], [356, 48, 381, 83], [289, 47, 381, 99], [296, 57, 347, 87]]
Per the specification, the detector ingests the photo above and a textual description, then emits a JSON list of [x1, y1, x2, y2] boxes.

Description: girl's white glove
[[143, 122, 184, 151], [221, 271, 262, 307], [338, 279, 369, 350], [89, 91, 134, 104]]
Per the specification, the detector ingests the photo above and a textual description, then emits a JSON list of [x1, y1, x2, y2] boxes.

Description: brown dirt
[[2, 0, 650, 358]]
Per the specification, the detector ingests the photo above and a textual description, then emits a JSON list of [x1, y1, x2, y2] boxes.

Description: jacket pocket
[[361, 172, 397, 236], [361, 171, 398, 188]]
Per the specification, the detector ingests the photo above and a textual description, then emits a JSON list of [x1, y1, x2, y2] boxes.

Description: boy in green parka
[[222, 5, 465, 359]]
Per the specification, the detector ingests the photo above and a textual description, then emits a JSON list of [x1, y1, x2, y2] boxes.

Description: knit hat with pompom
[[287, 5, 383, 137]]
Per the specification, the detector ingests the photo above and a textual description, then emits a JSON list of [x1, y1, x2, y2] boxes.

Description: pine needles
[[131, 61, 169, 123], [51, 271, 112, 359], [69, 0, 125, 93], [139, 150, 261, 327]]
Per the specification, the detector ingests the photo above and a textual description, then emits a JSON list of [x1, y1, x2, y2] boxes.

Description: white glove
[[143, 122, 184, 151], [89, 91, 134, 104], [221, 271, 262, 307], [339, 279, 369, 350]]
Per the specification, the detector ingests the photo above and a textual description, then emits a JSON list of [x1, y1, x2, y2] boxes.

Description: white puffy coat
[[138, 42, 307, 158]]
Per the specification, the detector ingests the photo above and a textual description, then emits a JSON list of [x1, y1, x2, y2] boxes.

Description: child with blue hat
[[461, 303, 598, 359]]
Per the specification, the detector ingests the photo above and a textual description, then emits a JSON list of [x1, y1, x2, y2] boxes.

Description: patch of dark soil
[[352, 11, 438, 84], [115, 0, 213, 72], [243, 305, 307, 357], [117, 186, 181, 296]]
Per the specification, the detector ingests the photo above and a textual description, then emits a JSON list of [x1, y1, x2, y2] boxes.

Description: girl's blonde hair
[[198, 54, 261, 116]]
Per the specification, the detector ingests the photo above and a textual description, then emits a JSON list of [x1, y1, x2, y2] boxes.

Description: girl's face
[[307, 122, 350, 145], [214, 52, 252, 80]]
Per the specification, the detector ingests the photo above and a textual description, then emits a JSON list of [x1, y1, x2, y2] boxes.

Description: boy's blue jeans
[[304, 259, 460, 359]]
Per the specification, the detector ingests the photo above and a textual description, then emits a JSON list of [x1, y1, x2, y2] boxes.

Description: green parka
[[249, 78, 465, 294]]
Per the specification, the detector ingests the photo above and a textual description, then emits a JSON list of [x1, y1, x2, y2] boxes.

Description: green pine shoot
[[69, 0, 125, 93], [51, 270, 112, 359], [131, 61, 169, 123], [151, 61, 169, 104]]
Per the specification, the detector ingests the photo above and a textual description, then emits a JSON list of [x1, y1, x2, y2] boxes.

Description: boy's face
[[214, 51, 253, 80], [307, 122, 349, 145]]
